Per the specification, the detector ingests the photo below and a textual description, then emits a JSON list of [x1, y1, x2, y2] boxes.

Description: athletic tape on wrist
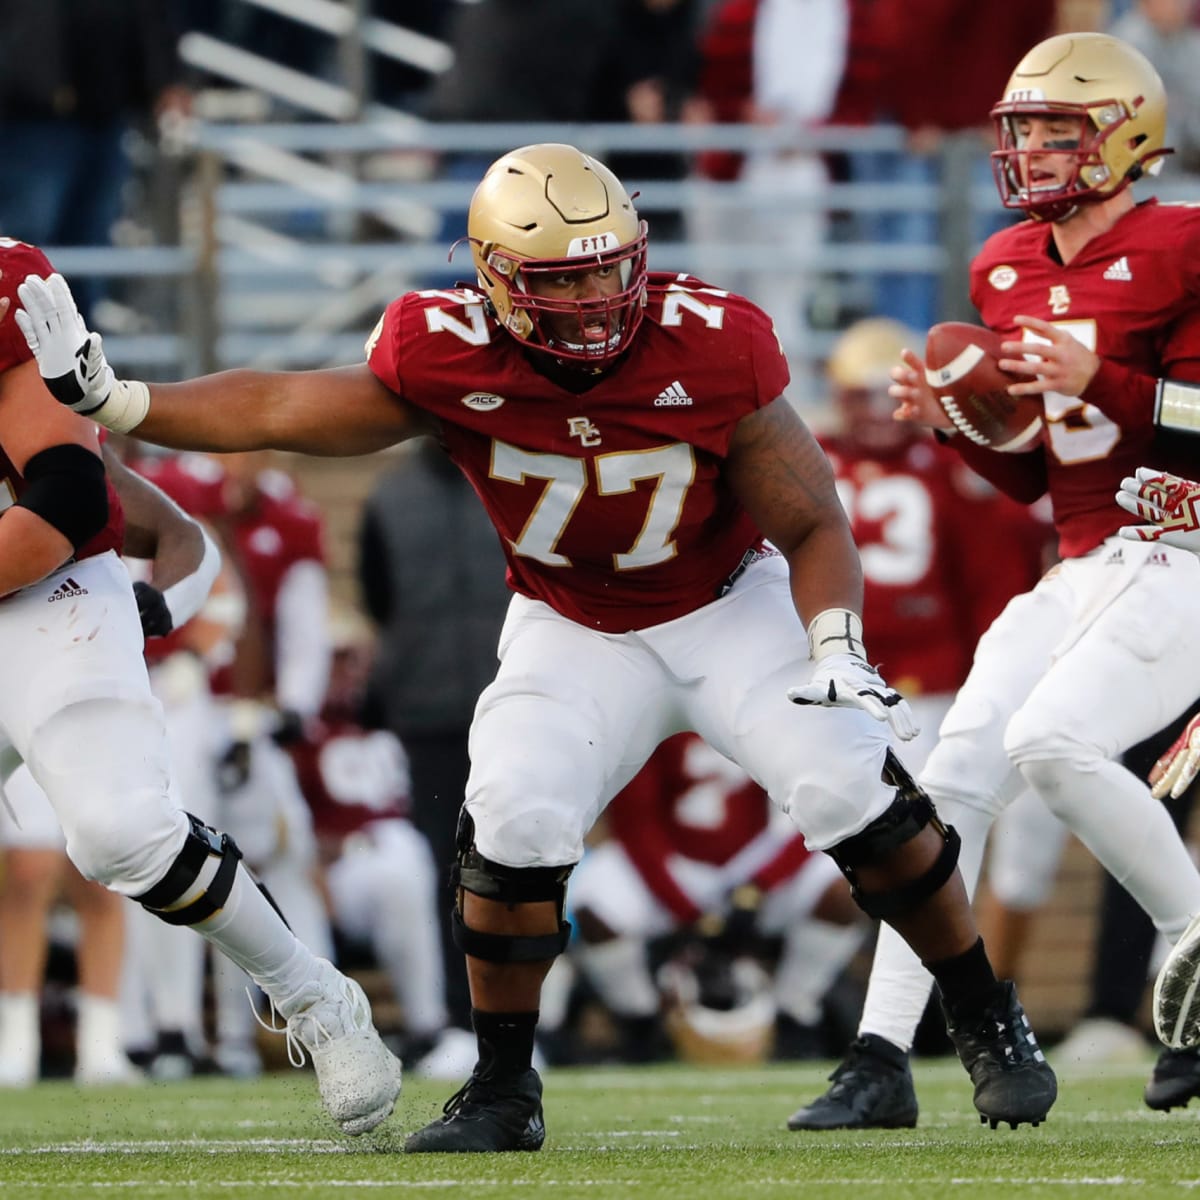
[[806, 608, 867, 662], [93, 379, 152, 434]]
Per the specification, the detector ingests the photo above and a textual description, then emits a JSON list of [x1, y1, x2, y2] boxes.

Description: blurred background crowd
[[0, 0, 1198, 1084]]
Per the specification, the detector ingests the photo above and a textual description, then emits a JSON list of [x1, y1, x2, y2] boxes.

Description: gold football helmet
[[827, 318, 919, 391], [467, 143, 648, 367], [991, 33, 1169, 221], [827, 318, 922, 451]]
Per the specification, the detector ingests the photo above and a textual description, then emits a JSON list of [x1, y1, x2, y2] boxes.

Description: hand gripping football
[[924, 322, 1044, 453]]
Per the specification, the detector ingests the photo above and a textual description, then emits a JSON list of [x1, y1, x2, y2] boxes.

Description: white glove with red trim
[[1150, 715, 1200, 801], [1116, 468, 1200, 555]]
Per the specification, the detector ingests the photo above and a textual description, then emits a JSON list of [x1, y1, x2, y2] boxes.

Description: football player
[[790, 32, 1200, 1132], [0, 443, 219, 1087], [564, 730, 866, 1063], [818, 318, 1065, 995], [16, 143, 1057, 1149], [0, 238, 402, 1131]]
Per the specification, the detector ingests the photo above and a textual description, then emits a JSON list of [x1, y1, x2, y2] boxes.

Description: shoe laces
[[250, 983, 351, 1070], [442, 1073, 494, 1118]]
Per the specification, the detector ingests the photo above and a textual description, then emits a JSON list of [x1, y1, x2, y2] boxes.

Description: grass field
[[1, 1055, 1196, 1198]]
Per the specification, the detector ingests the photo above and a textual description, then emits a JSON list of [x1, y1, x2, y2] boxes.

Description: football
[[924, 322, 1045, 453]]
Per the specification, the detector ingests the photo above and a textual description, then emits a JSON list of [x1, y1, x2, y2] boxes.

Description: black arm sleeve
[[16, 443, 108, 550]]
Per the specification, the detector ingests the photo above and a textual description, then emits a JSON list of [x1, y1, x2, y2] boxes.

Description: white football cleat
[[284, 971, 403, 1135], [1154, 911, 1200, 1049]]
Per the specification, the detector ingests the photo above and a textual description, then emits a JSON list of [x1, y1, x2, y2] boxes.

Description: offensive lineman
[[16, 143, 1056, 1150], [0, 237, 402, 1131], [789, 32, 1200, 1132]]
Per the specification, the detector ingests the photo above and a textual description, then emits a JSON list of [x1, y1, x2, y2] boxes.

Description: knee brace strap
[[828, 750, 961, 921], [452, 808, 574, 904], [451, 908, 572, 963], [134, 813, 243, 927]]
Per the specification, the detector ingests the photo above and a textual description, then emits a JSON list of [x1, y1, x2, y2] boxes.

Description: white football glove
[[14, 274, 150, 432], [1150, 714, 1200, 801], [1115, 467, 1200, 555], [15, 273, 114, 413], [788, 652, 919, 741]]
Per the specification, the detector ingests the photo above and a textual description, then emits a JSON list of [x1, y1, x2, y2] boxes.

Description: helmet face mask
[[989, 33, 1169, 222], [468, 144, 648, 368]]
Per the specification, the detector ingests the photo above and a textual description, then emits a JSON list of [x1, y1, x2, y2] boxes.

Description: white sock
[[0, 993, 40, 1083], [775, 920, 865, 1026], [858, 795, 993, 1051], [1023, 755, 1200, 944], [75, 994, 124, 1071], [576, 936, 660, 1018], [193, 866, 322, 1017]]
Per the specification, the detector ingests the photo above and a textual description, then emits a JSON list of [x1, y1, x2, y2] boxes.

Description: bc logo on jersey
[[568, 417, 602, 447]]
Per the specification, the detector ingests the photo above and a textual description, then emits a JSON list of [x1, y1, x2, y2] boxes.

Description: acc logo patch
[[988, 265, 1018, 291], [461, 391, 506, 412]]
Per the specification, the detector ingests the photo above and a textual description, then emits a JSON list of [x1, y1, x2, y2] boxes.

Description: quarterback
[[0, 238, 402, 1130], [16, 143, 1056, 1149], [791, 32, 1200, 1133]]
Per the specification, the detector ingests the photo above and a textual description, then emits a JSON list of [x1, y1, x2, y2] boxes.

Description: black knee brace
[[827, 750, 961, 922], [449, 809, 574, 963], [134, 813, 249, 927]]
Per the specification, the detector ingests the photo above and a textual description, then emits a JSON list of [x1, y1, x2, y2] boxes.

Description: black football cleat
[[787, 1033, 919, 1130], [404, 1068, 546, 1153], [942, 980, 1057, 1130], [1144, 1046, 1200, 1111]]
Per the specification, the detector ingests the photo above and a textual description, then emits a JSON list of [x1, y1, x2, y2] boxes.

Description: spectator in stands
[[358, 440, 511, 1036], [1109, 0, 1200, 183], [691, 0, 850, 398], [586, 0, 709, 243], [829, 0, 1052, 329], [0, 1, 190, 326]]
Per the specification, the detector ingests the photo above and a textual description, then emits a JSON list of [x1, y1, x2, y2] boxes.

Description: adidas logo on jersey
[[1103, 256, 1133, 282], [47, 576, 88, 601], [654, 380, 693, 407]]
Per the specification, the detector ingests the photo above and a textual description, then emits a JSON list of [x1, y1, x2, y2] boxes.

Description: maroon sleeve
[[942, 433, 1049, 505], [365, 297, 409, 397]]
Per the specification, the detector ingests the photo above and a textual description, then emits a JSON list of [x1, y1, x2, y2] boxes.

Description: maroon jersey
[[605, 732, 812, 922], [966, 200, 1200, 559], [133, 452, 229, 521], [227, 471, 325, 619], [821, 434, 1049, 695], [210, 471, 326, 696], [0, 238, 123, 563], [367, 273, 789, 632], [288, 715, 410, 842]]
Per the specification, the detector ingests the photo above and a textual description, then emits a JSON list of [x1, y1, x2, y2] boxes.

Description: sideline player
[[0, 237, 401, 1131], [789, 32, 1200, 1132], [15, 143, 1057, 1150]]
